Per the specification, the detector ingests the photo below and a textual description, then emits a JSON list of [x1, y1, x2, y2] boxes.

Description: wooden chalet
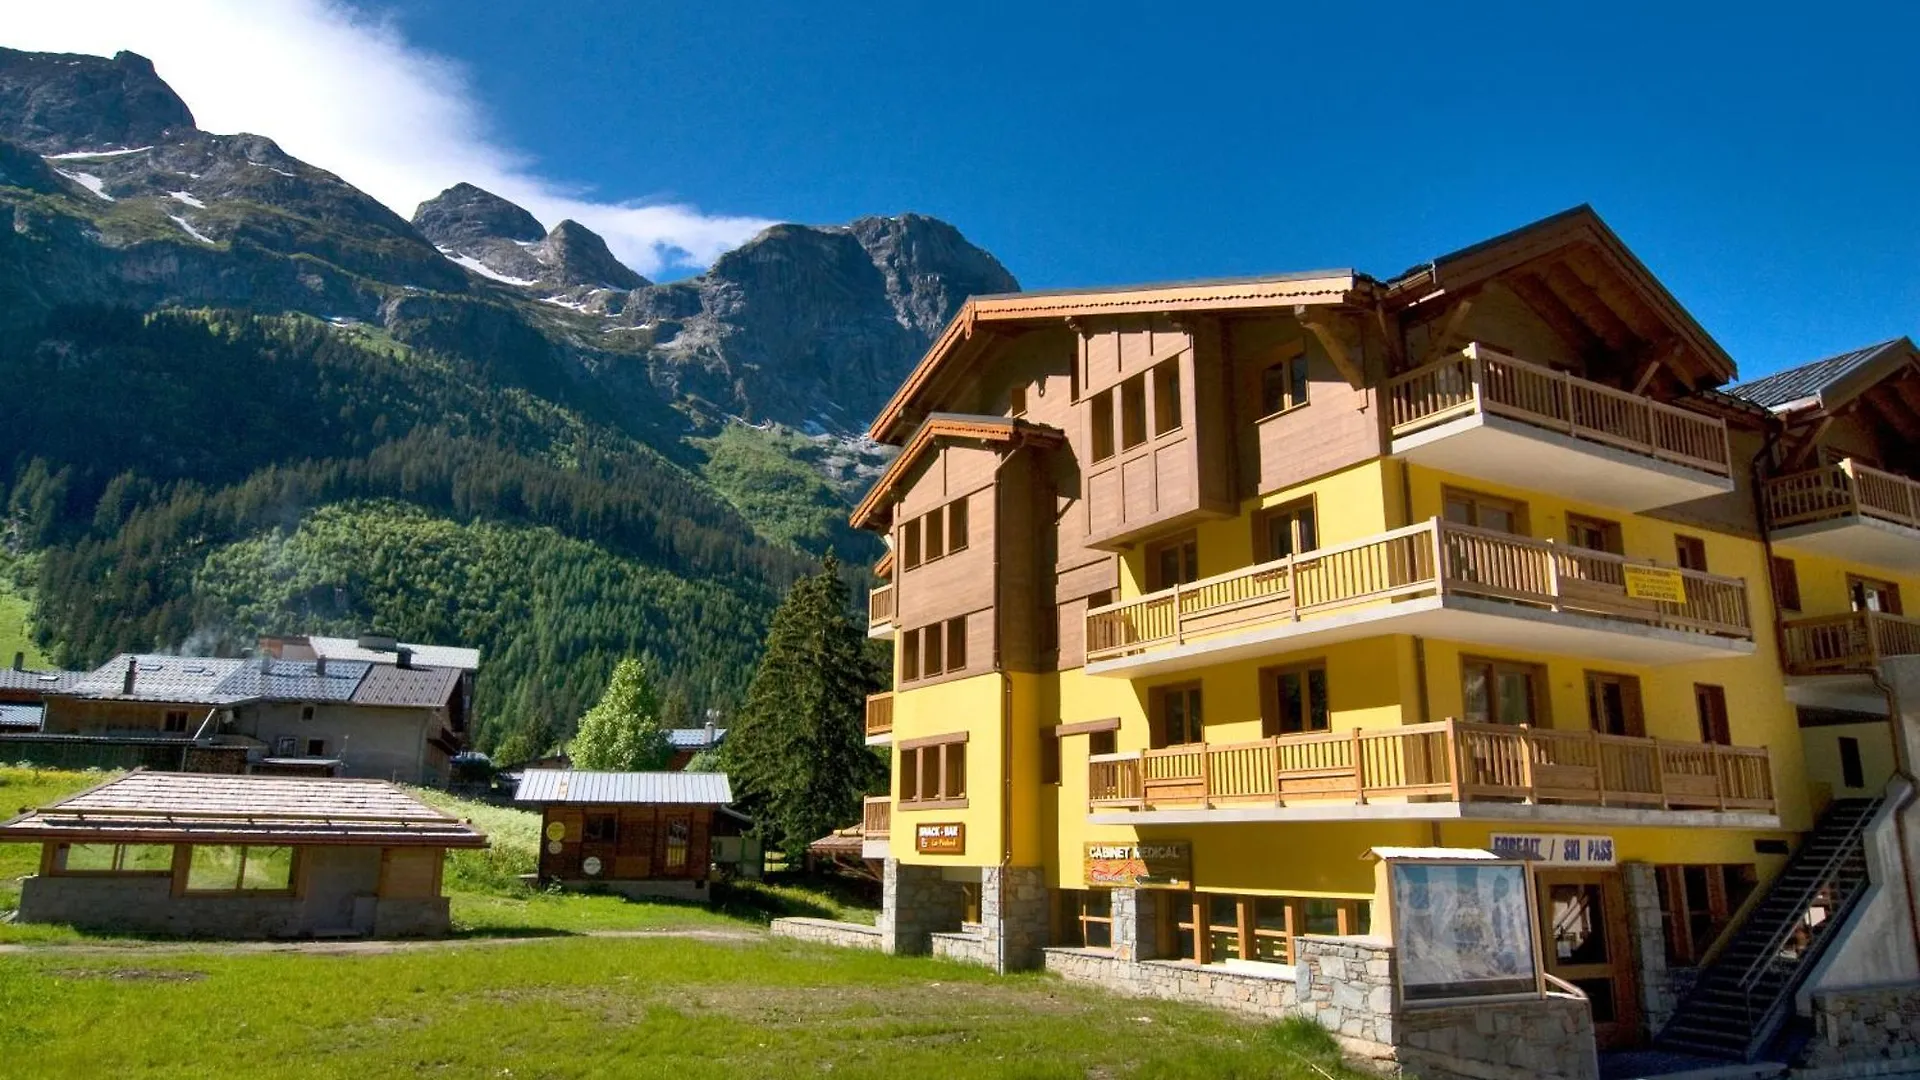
[[514, 768, 734, 900]]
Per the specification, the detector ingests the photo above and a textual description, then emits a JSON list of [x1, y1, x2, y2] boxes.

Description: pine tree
[[726, 552, 884, 858], [569, 656, 672, 771]]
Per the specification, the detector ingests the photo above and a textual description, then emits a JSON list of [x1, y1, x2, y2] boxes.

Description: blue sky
[[15, 2, 1918, 380]]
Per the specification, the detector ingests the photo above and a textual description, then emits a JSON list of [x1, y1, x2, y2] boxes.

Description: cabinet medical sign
[[1623, 565, 1686, 604], [1489, 833, 1616, 867], [1084, 842, 1192, 888], [915, 822, 965, 854]]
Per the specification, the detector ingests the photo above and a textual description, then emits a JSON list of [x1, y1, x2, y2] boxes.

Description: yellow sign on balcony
[[1623, 565, 1687, 604]]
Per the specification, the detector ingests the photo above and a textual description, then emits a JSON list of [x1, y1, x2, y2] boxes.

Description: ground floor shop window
[[1054, 889, 1111, 949], [1160, 892, 1371, 965], [1656, 863, 1758, 964]]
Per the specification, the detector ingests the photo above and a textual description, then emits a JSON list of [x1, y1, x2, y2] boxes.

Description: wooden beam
[[1784, 417, 1835, 470], [1419, 296, 1478, 363], [1296, 307, 1366, 388], [1506, 272, 1606, 364], [1541, 261, 1639, 354], [1629, 360, 1663, 396], [1867, 386, 1920, 441]]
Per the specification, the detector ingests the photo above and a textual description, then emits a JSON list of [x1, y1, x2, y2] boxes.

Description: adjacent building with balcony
[[841, 206, 1920, 1066]]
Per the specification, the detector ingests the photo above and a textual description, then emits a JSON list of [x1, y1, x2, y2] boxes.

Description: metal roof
[[0, 703, 43, 729], [667, 727, 727, 750], [0, 771, 488, 848], [305, 636, 480, 671], [0, 668, 86, 694], [63, 655, 251, 705], [351, 664, 463, 709], [216, 659, 372, 703], [1726, 339, 1909, 410], [513, 769, 733, 805]]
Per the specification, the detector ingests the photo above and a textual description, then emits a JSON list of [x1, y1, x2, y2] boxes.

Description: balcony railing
[[862, 796, 891, 841], [1782, 610, 1920, 675], [1089, 719, 1775, 815], [865, 692, 894, 738], [1764, 458, 1920, 531], [1085, 518, 1753, 662], [868, 583, 896, 627], [1385, 344, 1732, 476]]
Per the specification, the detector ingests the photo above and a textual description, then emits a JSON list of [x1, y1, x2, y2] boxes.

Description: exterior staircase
[[1656, 797, 1881, 1062]]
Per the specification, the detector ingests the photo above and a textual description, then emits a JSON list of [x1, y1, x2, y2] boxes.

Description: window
[[903, 631, 921, 681], [903, 518, 923, 570], [1658, 864, 1758, 964], [899, 735, 967, 806], [164, 710, 189, 733], [1173, 894, 1372, 966], [1850, 575, 1902, 615], [300, 705, 315, 722], [944, 616, 968, 671], [55, 843, 173, 875], [924, 505, 946, 561], [1057, 889, 1113, 949], [1152, 360, 1182, 436], [1152, 683, 1204, 747], [305, 739, 327, 757], [1255, 499, 1318, 562], [1584, 672, 1645, 737], [184, 845, 294, 894], [1207, 893, 1242, 961], [1040, 735, 1061, 785], [1146, 533, 1199, 591], [1259, 354, 1309, 417], [1839, 736, 1865, 789], [1675, 535, 1709, 572], [1771, 557, 1802, 612], [274, 735, 298, 756], [924, 621, 944, 677], [1089, 729, 1117, 757], [1090, 389, 1116, 461], [664, 819, 690, 871], [902, 617, 967, 682], [1120, 374, 1148, 450], [961, 881, 983, 924], [947, 498, 969, 553], [1567, 514, 1622, 555], [1263, 663, 1329, 736], [1443, 488, 1526, 534], [1462, 657, 1545, 726], [1009, 384, 1028, 417], [583, 813, 618, 843], [1695, 684, 1731, 745]]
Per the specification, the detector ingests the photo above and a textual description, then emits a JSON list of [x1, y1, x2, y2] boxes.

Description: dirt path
[[0, 926, 764, 957]]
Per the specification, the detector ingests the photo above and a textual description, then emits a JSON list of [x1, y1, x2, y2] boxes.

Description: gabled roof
[[216, 658, 372, 704], [351, 664, 464, 709], [849, 413, 1065, 531], [61, 655, 251, 705], [0, 668, 85, 695], [667, 727, 727, 751], [302, 636, 480, 672], [0, 771, 489, 848], [1726, 338, 1918, 413], [868, 271, 1363, 442], [0, 703, 43, 729], [514, 768, 734, 805]]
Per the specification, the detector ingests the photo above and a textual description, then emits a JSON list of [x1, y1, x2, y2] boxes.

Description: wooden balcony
[[862, 796, 891, 841], [1782, 611, 1920, 676], [865, 692, 894, 740], [1085, 518, 1753, 674], [1764, 459, 1920, 573], [1089, 719, 1775, 819], [1385, 344, 1733, 510], [868, 584, 896, 637]]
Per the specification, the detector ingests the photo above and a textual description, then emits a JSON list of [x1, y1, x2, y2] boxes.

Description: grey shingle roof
[[351, 664, 463, 709], [216, 659, 372, 703], [0, 669, 85, 694], [667, 727, 727, 750], [0, 703, 43, 729], [1726, 339, 1908, 410], [514, 769, 733, 805], [304, 636, 480, 671], [64, 655, 251, 705]]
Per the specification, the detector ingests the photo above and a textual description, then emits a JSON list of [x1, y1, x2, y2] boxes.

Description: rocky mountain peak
[[541, 219, 647, 290], [412, 182, 545, 248], [846, 213, 1020, 336], [0, 47, 197, 155], [410, 183, 648, 294]]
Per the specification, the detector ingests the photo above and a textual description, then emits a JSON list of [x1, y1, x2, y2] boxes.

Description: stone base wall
[[1396, 996, 1598, 1080], [1621, 862, 1678, 1036], [1294, 936, 1396, 1055], [1044, 948, 1301, 1016], [880, 860, 966, 956], [770, 917, 884, 951], [981, 866, 1047, 972], [1804, 985, 1920, 1069], [932, 930, 995, 966]]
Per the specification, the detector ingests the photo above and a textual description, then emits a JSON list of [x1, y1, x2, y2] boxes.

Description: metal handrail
[[1732, 806, 1876, 1020]]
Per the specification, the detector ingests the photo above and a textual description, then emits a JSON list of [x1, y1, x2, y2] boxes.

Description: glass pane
[[1209, 893, 1239, 927], [1086, 920, 1112, 949], [187, 845, 244, 891], [1352, 901, 1372, 936], [1174, 926, 1197, 961], [1302, 898, 1341, 936], [1268, 515, 1294, 560], [1297, 506, 1317, 551], [64, 844, 118, 872], [1497, 672, 1535, 725], [241, 846, 293, 891], [1547, 884, 1609, 965], [1307, 668, 1329, 731], [1184, 690, 1203, 744], [1279, 672, 1303, 734], [1481, 506, 1515, 534], [123, 845, 174, 872], [1462, 665, 1491, 724], [1254, 897, 1289, 931], [1261, 365, 1285, 416], [1084, 890, 1111, 919], [1289, 357, 1309, 408], [1444, 497, 1475, 525]]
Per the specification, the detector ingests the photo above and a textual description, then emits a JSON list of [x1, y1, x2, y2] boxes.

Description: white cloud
[[5, 0, 773, 278]]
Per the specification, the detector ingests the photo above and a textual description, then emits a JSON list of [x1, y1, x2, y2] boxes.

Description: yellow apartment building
[[842, 207, 1920, 1068]]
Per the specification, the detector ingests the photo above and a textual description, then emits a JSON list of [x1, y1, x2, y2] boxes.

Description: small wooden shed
[[0, 770, 487, 938], [515, 769, 734, 900]]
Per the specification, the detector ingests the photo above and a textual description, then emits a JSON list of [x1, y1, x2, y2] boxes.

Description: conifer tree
[[569, 656, 672, 771], [727, 553, 884, 857]]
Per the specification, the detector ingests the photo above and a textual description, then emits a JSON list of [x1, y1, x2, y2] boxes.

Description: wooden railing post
[[1445, 718, 1464, 802], [1172, 580, 1185, 645], [1589, 727, 1605, 805], [1352, 727, 1366, 805], [1432, 518, 1449, 593], [1199, 745, 1212, 809], [1287, 556, 1300, 621], [1517, 724, 1537, 803]]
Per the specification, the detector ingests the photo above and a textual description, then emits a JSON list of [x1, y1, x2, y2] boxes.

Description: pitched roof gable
[[849, 413, 1064, 531], [1726, 338, 1917, 413]]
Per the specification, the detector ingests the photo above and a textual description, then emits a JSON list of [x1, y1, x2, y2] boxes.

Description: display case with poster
[[1383, 853, 1541, 1004]]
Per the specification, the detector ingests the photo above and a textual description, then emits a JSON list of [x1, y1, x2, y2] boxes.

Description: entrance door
[[1537, 869, 1640, 1050]]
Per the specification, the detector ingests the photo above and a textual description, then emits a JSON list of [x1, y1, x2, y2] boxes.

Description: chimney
[[122, 658, 137, 695], [704, 719, 717, 744], [315, 656, 327, 677], [396, 647, 414, 670], [11, 651, 22, 672]]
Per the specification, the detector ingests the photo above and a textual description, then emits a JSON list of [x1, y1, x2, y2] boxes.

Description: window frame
[[1151, 359, 1184, 437], [583, 812, 618, 844], [1674, 534, 1709, 573], [1695, 683, 1731, 746], [1170, 893, 1373, 966], [1090, 388, 1116, 461], [1442, 486, 1528, 535], [1583, 670, 1645, 737], [181, 844, 298, 897], [1254, 498, 1319, 563], [1056, 888, 1114, 950], [1150, 682, 1205, 748], [1119, 373, 1148, 450], [1258, 352, 1310, 419], [902, 518, 923, 571], [1461, 655, 1548, 727], [898, 733, 969, 808], [52, 842, 175, 877], [1849, 574, 1902, 615], [164, 710, 190, 734], [1145, 532, 1200, 592], [1566, 513, 1623, 555], [1262, 661, 1330, 737], [1839, 735, 1865, 789], [1771, 556, 1802, 612]]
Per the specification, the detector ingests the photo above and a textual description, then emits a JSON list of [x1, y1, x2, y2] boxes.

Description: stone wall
[[1294, 936, 1396, 1057], [879, 859, 967, 956], [1803, 985, 1920, 1069], [981, 866, 1048, 972], [1395, 995, 1598, 1080], [1620, 862, 1679, 1035], [932, 930, 995, 966], [1043, 947, 1300, 1017], [770, 917, 884, 951]]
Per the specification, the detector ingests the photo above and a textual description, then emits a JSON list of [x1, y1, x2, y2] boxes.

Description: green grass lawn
[[0, 936, 1365, 1079], [0, 580, 49, 669]]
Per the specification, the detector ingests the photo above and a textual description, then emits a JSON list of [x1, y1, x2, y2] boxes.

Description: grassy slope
[[0, 580, 48, 669]]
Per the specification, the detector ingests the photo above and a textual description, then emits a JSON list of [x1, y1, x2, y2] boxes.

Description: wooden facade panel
[[897, 492, 997, 628], [1121, 454, 1158, 520], [1087, 469, 1123, 536], [378, 847, 440, 899], [1250, 354, 1382, 495], [1056, 556, 1118, 601], [537, 804, 715, 883], [1155, 441, 1195, 508], [1055, 596, 1090, 670]]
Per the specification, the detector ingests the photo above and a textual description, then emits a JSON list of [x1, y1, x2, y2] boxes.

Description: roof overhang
[[868, 272, 1365, 443], [849, 413, 1066, 532]]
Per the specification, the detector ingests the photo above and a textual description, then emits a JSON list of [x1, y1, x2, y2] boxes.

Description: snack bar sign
[[1489, 833, 1617, 867], [1084, 841, 1192, 889], [915, 822, 965, 855]]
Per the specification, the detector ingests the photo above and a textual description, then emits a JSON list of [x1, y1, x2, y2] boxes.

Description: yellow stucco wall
[[888, 672, 1004, 867]]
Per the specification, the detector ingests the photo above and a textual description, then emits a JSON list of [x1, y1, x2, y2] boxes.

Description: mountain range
[[0, 46, 1018, 751]]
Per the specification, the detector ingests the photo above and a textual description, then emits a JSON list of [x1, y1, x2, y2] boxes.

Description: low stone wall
[[1804, 984, 1920, 1069], [1045, 947, 1303, 1018], [769, 917, 884, 951], [931, 929, 995, 966], [1295, 936, 1396, 1057], [1396, 995, 1597, 1080]]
